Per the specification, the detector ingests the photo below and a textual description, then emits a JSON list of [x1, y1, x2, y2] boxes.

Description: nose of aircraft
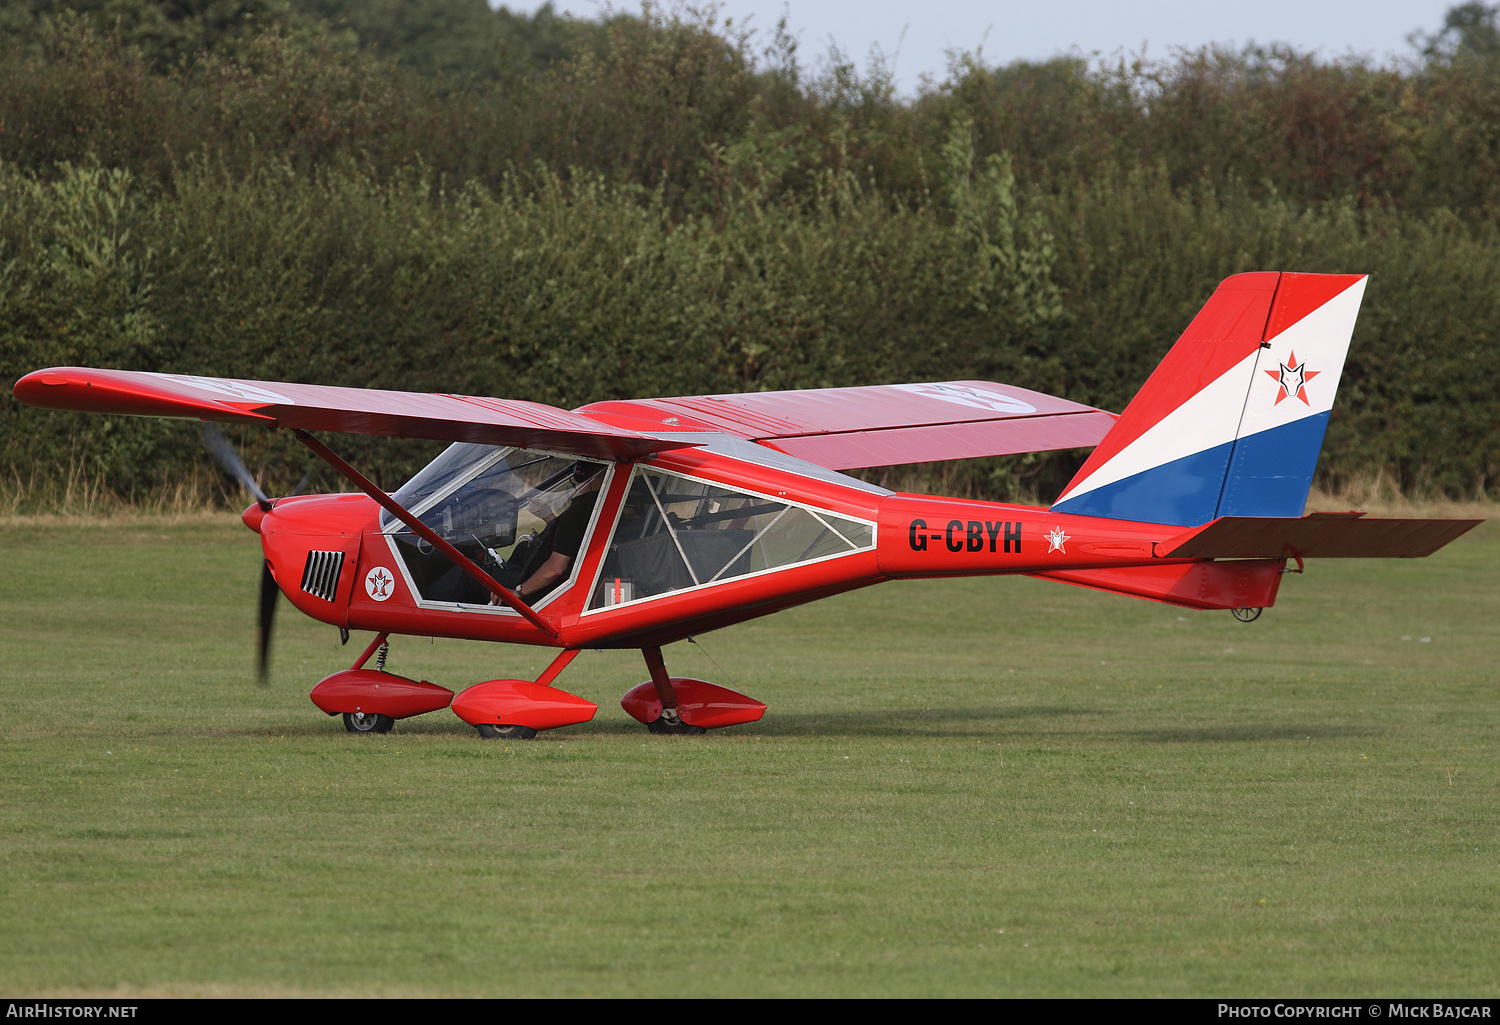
[[242, 501, 268, 534]]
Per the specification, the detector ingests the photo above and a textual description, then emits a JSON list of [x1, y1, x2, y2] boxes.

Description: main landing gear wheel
[[476, 723, 538, 740], [647, 711, 706, 736], [344, 711, 394, 734]]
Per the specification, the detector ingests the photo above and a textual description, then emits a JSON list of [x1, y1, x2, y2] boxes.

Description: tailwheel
[[476, 723, 538, 740], [646, 709, 706, 736], [344, 711, 394, 734]]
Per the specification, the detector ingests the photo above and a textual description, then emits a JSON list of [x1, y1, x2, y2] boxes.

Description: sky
[[502, 1, 1463, 93]]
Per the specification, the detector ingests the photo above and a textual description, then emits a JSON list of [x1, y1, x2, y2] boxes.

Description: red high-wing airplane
[[14, 273, 1481, 737]]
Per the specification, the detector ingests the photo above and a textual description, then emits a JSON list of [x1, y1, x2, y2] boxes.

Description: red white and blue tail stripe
[[1052, 272, 1369, 527]]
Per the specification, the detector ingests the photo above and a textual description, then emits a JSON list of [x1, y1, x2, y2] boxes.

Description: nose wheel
[[343, 711, 394, 733]]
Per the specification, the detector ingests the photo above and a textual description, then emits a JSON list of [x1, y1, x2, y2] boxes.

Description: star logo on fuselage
[[1045, 527, 1070, 553], [365, 567, 395, 602], [1265, 351, 1320, 405]]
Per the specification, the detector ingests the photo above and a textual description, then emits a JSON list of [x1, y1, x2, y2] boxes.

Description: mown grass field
[[1, 514, 1495, 997]]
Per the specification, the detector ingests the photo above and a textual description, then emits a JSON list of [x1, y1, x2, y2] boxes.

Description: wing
[[13, 367, 694, 460], [576, 381, 1116, 470]]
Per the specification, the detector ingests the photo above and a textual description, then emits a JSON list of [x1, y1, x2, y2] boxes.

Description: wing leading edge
[[14, 367, 695, 460], [577, 381, 1117, 470]]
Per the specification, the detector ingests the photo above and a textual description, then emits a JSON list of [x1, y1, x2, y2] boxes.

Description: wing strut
[[292, 430, 558, 638]]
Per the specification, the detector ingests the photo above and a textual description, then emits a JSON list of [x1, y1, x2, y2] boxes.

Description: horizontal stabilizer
[[1157, 512, 1482, 560]]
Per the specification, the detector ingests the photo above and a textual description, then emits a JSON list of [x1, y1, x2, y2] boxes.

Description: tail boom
[[875, 494, 1286, 610], [876, 495, 1183, 579], [875, 497, 1478, 612]]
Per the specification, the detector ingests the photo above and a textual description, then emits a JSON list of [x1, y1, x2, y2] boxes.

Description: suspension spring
[[375, 642, 388, 673]]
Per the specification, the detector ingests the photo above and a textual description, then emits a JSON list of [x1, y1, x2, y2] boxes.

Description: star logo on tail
[[1045, 527, 1070, 553], [1265, 351, 1320, 405]]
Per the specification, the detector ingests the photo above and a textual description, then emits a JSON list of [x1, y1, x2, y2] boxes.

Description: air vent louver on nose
[[300, 550, 345, 602]]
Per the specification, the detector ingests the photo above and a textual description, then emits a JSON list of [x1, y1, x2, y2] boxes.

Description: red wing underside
[[578, 380, 1117, 470], [15, 367, 692, 460], [1159, 513, 1483, 559]]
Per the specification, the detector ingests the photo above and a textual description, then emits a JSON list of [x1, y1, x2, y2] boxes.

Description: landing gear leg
[[642, 646, 705, 735]]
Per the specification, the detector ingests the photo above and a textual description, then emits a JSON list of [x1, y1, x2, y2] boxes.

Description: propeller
[[197, 422, 315, 684], [198, 421, 271, 511]]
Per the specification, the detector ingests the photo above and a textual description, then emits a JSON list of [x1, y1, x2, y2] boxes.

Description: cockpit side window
[[587, 467, 874, 609]]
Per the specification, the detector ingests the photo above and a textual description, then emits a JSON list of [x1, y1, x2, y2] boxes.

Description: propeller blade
[[256, 560, 279, 685], [290, 464, 317, 497], [198, 422, 271, 509]]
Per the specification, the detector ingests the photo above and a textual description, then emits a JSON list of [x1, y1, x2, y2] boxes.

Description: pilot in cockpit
[[493, 460, 606, 605]]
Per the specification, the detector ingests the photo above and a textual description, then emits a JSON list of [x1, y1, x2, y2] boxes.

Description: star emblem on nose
[[365, 567, 395, 601], [1265, 351, 1320, 405]]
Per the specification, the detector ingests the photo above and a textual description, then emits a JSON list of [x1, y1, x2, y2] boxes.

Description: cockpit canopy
[[380, 438, 878, 612]]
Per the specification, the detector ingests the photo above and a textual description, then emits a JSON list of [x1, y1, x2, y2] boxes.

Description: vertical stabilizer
[[1051, 272, 1367, 526]]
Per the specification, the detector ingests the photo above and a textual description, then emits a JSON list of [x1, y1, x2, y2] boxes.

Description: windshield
[[387, 442, 500, 521], [383, 444, 584, 543]]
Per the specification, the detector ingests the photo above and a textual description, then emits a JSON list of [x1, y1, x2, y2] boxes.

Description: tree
[[1414, 2, 1500, 63]]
